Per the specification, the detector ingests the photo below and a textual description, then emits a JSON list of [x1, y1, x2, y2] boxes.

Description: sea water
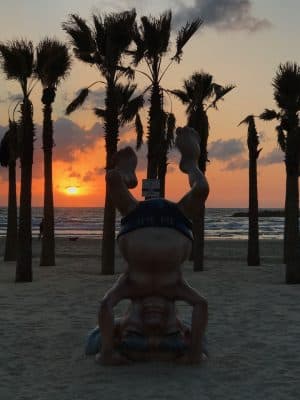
[[0, 207, 288, 240]]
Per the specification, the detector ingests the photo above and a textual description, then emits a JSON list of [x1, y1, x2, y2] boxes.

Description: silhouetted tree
[[0, 120, 18, 261], [260, 62, 300, 283], [239, 115, 261, 266], [132, 11, 202, 196], [35, 38, 71, 267], [63, 10, 142, 274], [172, 72, 234, 270], [0, 40, 35, 281]]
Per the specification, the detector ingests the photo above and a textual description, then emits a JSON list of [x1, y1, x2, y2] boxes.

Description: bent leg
[[106, 147, 138, 216]]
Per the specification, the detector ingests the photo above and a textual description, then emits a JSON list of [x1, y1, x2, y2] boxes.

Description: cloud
[[208, 138, 245, 160], [82, 167, 105, 182], [35, 118, 102, 162], [173, 0, 271, 32], [224, 157, 248, 170], [259, 148, 283, 166]]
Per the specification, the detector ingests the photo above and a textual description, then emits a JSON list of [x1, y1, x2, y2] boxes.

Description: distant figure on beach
[[92, 127, 209, 365], [39, 219, 44, 240]]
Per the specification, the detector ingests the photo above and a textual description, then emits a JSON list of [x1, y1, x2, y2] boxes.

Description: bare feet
[[175, 127, 200, 174], [113, 147, 138, 188]]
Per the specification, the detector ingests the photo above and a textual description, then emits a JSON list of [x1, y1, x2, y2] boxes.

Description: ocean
[[0, 207, 287, 240]]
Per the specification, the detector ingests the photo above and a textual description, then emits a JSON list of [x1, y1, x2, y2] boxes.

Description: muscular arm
[[160, 280, 208, 363], [98, 273, 131, 363]]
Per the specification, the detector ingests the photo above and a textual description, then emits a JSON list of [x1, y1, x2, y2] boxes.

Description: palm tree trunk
[[147, 82, 163, 182], [40, 101, 55, 266], [16, 98, 33, 282], [158, 145, 167, 198], [101, 83, 118, 275], [285, 173, 300, 282], [248, 155, 260, 265], [285, 126, 300, 283], [4, 161, 17, 261]]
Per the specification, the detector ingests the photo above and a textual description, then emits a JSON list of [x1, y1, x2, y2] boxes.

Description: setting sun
[[65, 186, 80, 195]]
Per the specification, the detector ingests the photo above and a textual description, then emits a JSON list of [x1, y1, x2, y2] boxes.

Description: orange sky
[[0, 0, 297, 207]]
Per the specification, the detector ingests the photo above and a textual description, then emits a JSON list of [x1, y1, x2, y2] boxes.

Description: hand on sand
[[95, 351, 132, 366], [175, 127, 200, 174], [175, 352, 208, 365], [114, 147, 138, 189]]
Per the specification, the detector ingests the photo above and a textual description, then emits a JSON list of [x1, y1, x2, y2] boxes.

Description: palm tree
[[63, 10, 142, 274], [0, 119, 18, 261], [0, 40, 35, 281], [172, 72, 234, 270], [260, 62, 300, 283], [132, 12, 202, 196], [239, 115, 261, 266], [35, 38, 71, 267]]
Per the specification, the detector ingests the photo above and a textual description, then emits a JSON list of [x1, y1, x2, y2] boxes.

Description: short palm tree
[[0, 40, 35, 281], [35, 38, 71, 267], [132, 11, 202, 196], [239, 115, 261, 266], [172, 71, 234, 270], [63, 10, 142, 274], [260, 62, 300, 283], [0, 119, 18, 261]]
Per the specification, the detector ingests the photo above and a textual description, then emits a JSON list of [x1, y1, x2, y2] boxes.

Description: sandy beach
[[0, 238, 299, 400]]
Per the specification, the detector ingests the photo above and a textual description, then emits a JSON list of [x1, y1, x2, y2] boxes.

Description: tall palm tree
[[0, 40, 35, 281], [132, 12, 202, 196], [63, 10, 141, 274], [0, 119, 18, 261], [35, 38, 71, 267], [260, 62, 300, 283], [172, 72, 234, 270], [239, 115, 261, 266]]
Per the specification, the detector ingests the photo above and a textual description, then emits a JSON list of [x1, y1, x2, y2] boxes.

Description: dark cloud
[[34, 118, 102, 163], [209, 138, 245, 160], [68, 171, 81, 179], [173, 0, 271, 32], [82, 167, 105, 182], [259, 148, 283, 166], [224, 157, 248, 171]]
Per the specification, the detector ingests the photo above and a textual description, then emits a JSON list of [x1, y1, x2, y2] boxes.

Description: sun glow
[[65, 186, 80, 195]]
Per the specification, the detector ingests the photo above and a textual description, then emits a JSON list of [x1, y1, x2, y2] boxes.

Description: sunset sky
[[0, 0, 299, 207]]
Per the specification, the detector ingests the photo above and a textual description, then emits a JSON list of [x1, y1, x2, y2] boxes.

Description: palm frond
[[35, 38, 71, 87], [94, 108, 106, 119], [166, 113, 176, 149], [116, 66, 135, 80], [259, 108, 279, 121], [65, 88, 89, 115], [210, 83, 235, 109], [62, 14, 95, 63], [238, 114, 254, 126], [135, 113, 144, 150], [0, 40, 34, 87], [276, 125, 286, 152], [131, 22, 145, 66], [173, 18, 202, 62], [140, 11, 172, 60], [170, 89, 190, 104], [273, 62, 300, 111], [120, 94, 144, 125]]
